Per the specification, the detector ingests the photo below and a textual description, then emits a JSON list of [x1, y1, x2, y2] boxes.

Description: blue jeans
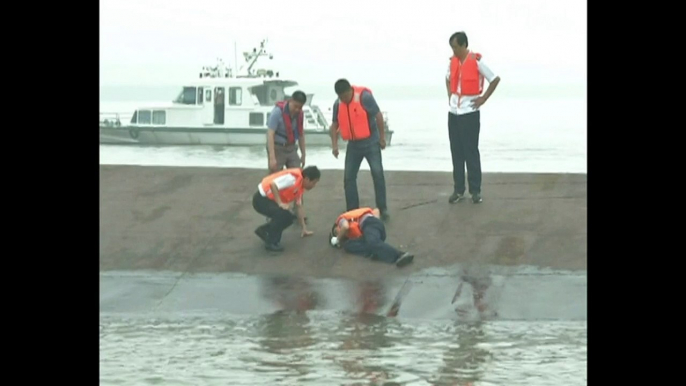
[[344, 142, 387, 211], [343, 217, 401, 264]]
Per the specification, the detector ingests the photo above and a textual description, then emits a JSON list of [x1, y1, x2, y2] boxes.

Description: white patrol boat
[[99, 39, 393, 147]]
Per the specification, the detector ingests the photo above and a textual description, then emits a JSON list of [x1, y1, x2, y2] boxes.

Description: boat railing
[[310, 105, 330, 131], [100, 112, 134, 127]]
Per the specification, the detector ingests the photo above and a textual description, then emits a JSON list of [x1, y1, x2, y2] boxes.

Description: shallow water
[[100, 269, 587, 385], [100, 313, 586, 385]]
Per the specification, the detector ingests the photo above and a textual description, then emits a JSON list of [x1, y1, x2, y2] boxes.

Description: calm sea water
[[100, 314, 586, 385], [99, 83, 587, 174]]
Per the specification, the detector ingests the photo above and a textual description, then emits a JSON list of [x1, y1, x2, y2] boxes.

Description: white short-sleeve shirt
[[446, 52, 498, 115]]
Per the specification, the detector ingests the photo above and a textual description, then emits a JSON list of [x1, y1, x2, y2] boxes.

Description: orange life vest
[[260, 168, 303, 204], [336, 207, 374, 240], [275, 100, 303, 144], [337, 85, 372, 141], [449, 52, 484, 96]]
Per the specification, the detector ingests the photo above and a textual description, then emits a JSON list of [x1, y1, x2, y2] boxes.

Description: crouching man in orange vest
[[329, 207, 414, 268], [253, 166, 321, 251]]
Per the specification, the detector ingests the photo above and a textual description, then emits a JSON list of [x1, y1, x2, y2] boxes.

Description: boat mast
[[239, 39, 273, 77]]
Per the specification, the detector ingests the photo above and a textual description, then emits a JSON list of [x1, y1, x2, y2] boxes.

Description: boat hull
[[99, 126, 394, 147]]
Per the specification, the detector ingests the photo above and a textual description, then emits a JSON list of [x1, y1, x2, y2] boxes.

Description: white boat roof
[[183, 77, 299, 88]]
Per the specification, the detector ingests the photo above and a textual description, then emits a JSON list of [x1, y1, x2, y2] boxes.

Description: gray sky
[[100, 0, 586, 87]]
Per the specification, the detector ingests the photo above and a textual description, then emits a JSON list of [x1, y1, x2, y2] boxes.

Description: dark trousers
[[252, 191, 295, 244], [448, 111, 481, 195], [343, 217, 401, 264], [344, 142, 387, 211]]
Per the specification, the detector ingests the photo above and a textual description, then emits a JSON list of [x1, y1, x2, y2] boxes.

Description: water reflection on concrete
[[100, 263, 586, 321], [452, 264, 499, 321], [259, 275, 323, 314]]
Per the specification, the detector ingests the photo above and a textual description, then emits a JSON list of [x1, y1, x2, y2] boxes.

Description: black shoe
[[265, 242, 284, 252], [471, 193, 482, 204], [395, 252, 414, 268], [449, 192, 464, 203], [254, 224, 269, 242], [380, 211, 390, 222]]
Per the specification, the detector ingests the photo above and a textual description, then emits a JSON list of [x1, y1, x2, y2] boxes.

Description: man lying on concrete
[[253, 166, 321, 251], [329, 207, 414, 267]]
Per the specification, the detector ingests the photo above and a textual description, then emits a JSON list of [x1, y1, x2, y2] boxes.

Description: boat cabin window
[[153, 111, 166, 125], [138, 110, 152, 124], [248, 85, 285, 106], [229, 87, 242, 106], [131, 110, 166, 125], [205, 89, 212, 102], [249, 112, 264, 126], [174, 87, 198, 105]]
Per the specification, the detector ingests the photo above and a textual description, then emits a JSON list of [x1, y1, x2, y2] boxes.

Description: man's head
[[330, 222, 340, 238], [328, 208, 380, 244], [334, 79, 354, 104], [288, 90, 307, 115], [302, 165, 321, 190], [329, 223, 342, 248], [449, 31, 469, 58]]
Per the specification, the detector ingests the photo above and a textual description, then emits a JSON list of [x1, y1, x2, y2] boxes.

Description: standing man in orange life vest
[[446, 31, 500, 204], [329, 207, 414, 268], [253, 166, 320, 252], [330, 79, 390, 221]]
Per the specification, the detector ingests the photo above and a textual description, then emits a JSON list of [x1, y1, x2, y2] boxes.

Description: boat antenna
[[234, 41, 238, 75]]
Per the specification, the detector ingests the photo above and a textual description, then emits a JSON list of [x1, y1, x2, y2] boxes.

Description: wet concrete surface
[[100, 165, 587, 278], [100, 268, 587, 321]]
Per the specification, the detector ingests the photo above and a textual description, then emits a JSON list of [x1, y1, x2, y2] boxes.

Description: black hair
[[449, 31, 468, 47], [291, 90, 307, 104], [302, 165, 321, 180], [334, 79, 352, 95]]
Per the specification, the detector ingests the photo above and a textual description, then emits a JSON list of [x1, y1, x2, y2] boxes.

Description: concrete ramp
[[100, 165, 586, 319], [100, 166, 586, 278]]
